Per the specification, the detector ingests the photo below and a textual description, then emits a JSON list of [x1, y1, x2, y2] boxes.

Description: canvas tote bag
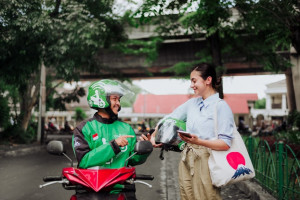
[[208, 100, 255, 187]]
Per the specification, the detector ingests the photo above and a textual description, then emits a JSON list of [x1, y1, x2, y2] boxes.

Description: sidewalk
[[0, 134, 72, 158], [0, 143, 45, 158], [162, 150, 276, 200]]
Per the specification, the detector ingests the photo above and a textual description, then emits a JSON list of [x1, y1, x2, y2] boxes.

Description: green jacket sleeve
[[79, 143, 117, 169]]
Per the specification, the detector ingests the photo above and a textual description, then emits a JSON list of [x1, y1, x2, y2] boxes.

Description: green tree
[[235, 0, 300, 111], [0, 0, 127, 132], [134, 0, 238, 98], [46, 78, 86, 112], [0, 81, 11, 129], [254, 98, 266, 109], [75, 107, 87, 122], [133, 0, 299, 100]]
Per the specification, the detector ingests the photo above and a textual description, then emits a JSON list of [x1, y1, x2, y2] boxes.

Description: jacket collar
[[93, 112, 116, 124]]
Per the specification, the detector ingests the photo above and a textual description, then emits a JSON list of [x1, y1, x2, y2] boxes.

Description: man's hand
[[115, 135, 134, 147]]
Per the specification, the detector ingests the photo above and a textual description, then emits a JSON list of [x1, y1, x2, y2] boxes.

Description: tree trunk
[[285, 67, 296, 112], [207, 31, 224, 99], [19, 74, 40, 131], [290, 53, 300, 111]]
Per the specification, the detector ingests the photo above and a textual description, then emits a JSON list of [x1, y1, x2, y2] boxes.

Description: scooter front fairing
[[63, 167, 136, 192]]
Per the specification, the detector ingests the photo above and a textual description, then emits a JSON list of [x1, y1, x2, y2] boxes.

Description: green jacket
[[72, 113, 149, 169]]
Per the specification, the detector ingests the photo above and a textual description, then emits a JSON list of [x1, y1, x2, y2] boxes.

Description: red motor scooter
[[39, 140, 154, 200]]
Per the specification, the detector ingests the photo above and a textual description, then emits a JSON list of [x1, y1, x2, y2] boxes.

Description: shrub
[[287, 111, 300, 130], [274, 130, 300, 145], [0, 121, 37, 144]]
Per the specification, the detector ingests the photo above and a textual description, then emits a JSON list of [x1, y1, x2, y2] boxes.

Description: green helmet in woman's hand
[[155, 117, 186, 152]]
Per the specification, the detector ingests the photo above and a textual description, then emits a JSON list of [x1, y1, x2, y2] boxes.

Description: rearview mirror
[[47, 140, 64, 155], [134, 141, 153, 155]]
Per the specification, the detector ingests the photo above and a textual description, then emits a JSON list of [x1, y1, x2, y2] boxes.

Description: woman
[[141, 63, 234, 200]]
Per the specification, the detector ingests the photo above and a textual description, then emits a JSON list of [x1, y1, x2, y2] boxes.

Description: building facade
[[251, 79, 288, 127]]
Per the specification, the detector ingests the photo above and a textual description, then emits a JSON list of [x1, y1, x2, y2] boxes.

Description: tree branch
[[46, 80, 64, 97], [50, 0, 61, 17]]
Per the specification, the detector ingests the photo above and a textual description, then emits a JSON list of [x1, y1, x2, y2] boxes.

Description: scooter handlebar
[[43, 176, 62, 182], [135, 174, 154, 180]]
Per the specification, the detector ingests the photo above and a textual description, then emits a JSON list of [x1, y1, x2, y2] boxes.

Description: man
[[72, 79, 150, 198]]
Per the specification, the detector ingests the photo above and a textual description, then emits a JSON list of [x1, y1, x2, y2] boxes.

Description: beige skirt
[[178, 143, 222, 200]]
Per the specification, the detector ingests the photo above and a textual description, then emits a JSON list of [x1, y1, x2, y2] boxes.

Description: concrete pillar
[[282, 94, 287, 110], [266, 94, 271, 110]]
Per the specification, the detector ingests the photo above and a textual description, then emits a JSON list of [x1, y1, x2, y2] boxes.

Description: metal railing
[[245, 137, 300, 200]]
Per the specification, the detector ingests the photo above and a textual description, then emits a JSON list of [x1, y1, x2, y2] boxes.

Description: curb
[[0, 145, 46, 158], [235, 179, 276, 200], [0, 135, 73, 158]]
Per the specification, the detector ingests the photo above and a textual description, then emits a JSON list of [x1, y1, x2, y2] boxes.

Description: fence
[[245, 137, 300, 200]]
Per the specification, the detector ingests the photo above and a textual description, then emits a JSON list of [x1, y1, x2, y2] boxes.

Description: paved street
[[0, 141, 163, 200], [0, 140, 251, 200]]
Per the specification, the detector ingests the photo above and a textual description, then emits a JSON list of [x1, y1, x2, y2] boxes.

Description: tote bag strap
[[213, 99, 223, 138]]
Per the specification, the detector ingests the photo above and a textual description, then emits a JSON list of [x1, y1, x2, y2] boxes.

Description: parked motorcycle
[[40, 140, 154, 200]]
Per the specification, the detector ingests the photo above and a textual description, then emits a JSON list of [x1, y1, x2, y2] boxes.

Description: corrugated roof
[[133, 93, 258, 114], [133, 94, 194, 114], [223, 93, 258, 114]]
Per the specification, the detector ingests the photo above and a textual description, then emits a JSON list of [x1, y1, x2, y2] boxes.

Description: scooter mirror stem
[[124, 152, 137, 166], [62, 152, 73, 167]]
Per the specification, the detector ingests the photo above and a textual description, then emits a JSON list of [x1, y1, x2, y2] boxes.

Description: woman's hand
[[179, 133, 230, 150], [178, 133, 199, 145]]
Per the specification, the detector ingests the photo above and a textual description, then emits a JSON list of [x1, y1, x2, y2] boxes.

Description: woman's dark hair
[[191, 63, 221, 90]]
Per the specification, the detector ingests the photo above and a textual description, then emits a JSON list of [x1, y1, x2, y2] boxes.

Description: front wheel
[[71, 191, 136, 200]]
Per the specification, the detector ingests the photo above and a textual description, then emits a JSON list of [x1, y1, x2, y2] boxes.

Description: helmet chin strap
[[104, 107, 119, 121]]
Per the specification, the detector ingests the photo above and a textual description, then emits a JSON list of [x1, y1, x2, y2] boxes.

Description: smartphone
[[177, 130, 192, 138]]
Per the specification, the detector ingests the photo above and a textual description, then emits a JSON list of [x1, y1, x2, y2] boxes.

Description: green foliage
[[114, 37, 163, 64], [235, 0, 300, 54], [75, 107, 87, 122], [44, 1, 126, 81], [0, 0, 128, 133], [46, 82, 86, 111], [133, 0, 298, 76], [0, 81, 11, 129], [133, 0, 240, 77], [162, 62, 194, 77], [274, 131, 300, 145], [0, 80, 20, 128], [178, 0, 234, 37], [0, 0, 43, 86], [287, 110, 300, 130], [0, 96, 10, 129], [254, 98, 266, 109], [0, 121, 37, 144]]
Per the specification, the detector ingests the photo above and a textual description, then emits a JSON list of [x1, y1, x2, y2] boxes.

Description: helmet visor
[[91, 79, 133, 97], [155, 118, 186, 146]]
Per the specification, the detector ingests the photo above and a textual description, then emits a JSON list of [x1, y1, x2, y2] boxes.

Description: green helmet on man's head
[[87, 79, 131, 110]]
